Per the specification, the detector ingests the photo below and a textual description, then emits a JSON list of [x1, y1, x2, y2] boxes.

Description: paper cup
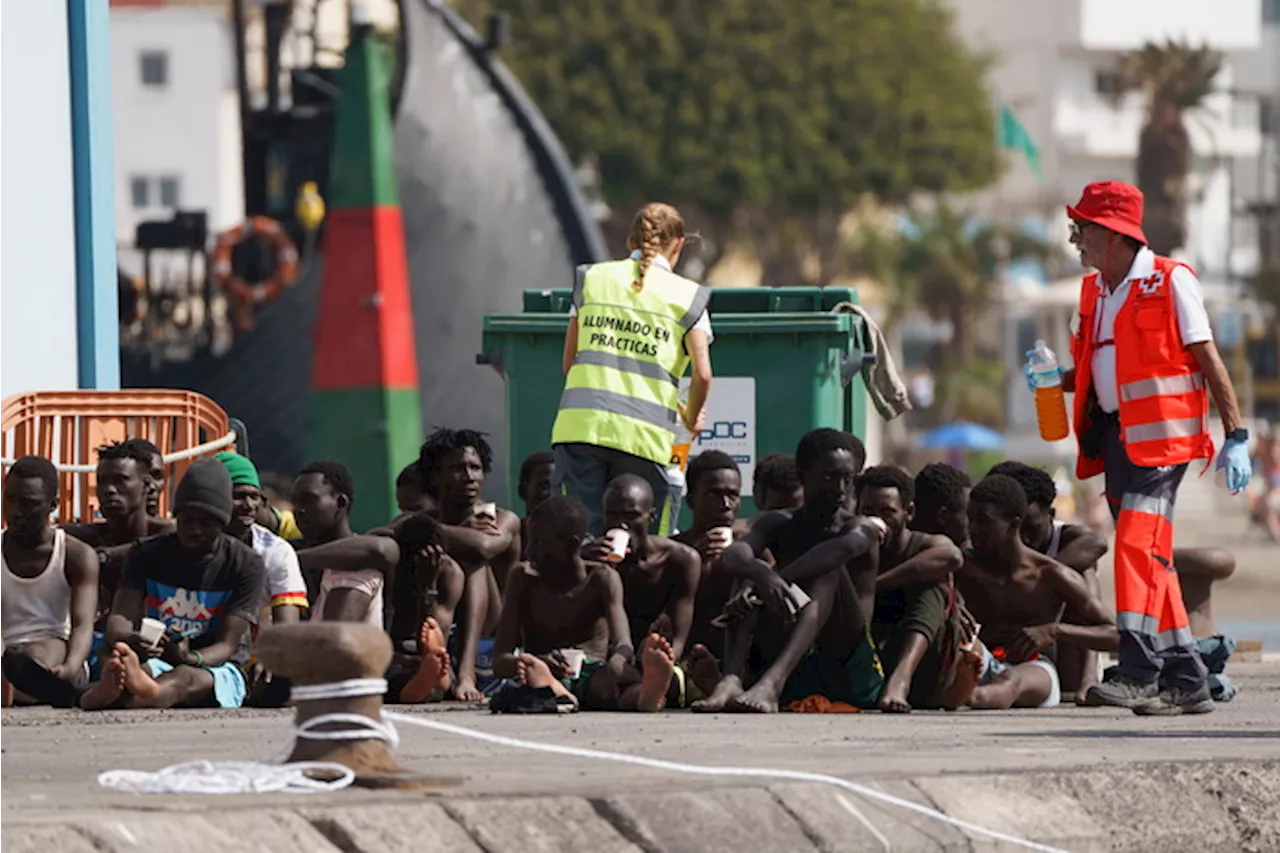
[[474, 502, 497, 521], [559, 648, 586, 679], [708, 526, 733, 548], [138, 617, 167, 648], [604, 528, 630, 563]]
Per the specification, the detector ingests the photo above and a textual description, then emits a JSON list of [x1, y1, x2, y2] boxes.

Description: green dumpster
[[479, 287, 870, 522]]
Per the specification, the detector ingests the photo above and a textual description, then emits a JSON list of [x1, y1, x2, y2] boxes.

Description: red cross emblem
[[1136, 272, 1164, 297]]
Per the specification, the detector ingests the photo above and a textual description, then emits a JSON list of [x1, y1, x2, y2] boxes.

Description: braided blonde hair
[[626, 202, 685, 291]]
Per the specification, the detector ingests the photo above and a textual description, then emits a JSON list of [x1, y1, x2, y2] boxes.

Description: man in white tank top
[[2, 456, 99, 706]]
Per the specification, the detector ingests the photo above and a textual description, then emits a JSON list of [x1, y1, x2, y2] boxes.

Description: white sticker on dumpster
[[680, 377, 755, 492]]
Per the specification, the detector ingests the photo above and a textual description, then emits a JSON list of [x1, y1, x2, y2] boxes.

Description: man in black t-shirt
[[81, 461, 266, 710]]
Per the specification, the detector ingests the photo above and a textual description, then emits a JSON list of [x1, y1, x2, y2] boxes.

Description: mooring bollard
[[255, 621, 405, 779]]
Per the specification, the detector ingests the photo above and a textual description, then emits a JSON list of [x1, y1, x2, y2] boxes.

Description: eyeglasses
[[1069, 221, 1101, 239]]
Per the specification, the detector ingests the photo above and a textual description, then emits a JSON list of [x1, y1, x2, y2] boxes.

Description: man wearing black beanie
[[81, 460, 267, 711]]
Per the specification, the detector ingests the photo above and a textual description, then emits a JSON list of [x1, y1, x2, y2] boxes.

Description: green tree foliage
[[850, 204, 1049, 364], [1112, 40, 1223, 256], [454, 0, 998, 277]]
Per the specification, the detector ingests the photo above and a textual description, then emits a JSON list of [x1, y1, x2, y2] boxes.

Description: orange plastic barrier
[[1, 390, 234, 523]]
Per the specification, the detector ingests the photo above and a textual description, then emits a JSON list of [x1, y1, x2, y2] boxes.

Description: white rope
[[0, 430, 238, 472], [92, 676, 1067, 851], [291, 677, 388, 702], [98, 760, 354, 795], [383, 711, 1069, 853]]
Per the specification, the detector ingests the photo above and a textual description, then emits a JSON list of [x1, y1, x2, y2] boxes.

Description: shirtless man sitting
[[752, 453, 804, 513], [582, 474, 700, 708], [958, 475, 1118, 710], [909, 463, 972, 548], [64, 441, 175, 617], [495, 496, 671, 711], [988, 461, 1108, 703], [854, 465, 965, 713], [2, 456, 99, 707], [381, 514, 464, 703], [292, 461, 397, 626], [672, 450, 749, 670], [695, 428, 886, 713], [417, 428, 521, 701]]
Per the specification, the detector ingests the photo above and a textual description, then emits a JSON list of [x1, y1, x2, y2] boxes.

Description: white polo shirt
[[1074, 247, 1212, 413]]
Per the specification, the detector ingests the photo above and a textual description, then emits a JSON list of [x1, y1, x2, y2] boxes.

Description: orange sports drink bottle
[[1027, 340, 1069, 442]]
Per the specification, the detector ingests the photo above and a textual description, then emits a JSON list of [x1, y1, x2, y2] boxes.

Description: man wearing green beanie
[[214, 452, 308, 625]]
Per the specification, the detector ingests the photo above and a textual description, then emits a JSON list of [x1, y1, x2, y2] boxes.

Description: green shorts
[[779, 631, 885, 709], [561, 659, 605, 704]]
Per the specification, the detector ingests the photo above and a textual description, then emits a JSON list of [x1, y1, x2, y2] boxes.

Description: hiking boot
[[1131, 684, 1215, 716], [1082, 676, 1158, 708]]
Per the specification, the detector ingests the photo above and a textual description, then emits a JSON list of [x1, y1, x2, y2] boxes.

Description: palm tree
[[851, 203, 1049, 364], [1111, 39, 1223, 256]]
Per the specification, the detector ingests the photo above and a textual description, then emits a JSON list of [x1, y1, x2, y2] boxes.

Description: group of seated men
[[0, 425, 1228, 715]]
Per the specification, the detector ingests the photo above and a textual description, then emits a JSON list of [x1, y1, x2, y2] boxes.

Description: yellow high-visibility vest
[[552, 259, 710, 464]]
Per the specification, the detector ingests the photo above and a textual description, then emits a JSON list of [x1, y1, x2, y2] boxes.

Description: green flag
[[997, 103, 1044, 181]]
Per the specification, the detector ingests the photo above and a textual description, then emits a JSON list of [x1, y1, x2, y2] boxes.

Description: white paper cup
[[559, 648, 586, 679], [708, 526, 733, 548], [138, 617, 167, 648], [604, 528, 630, 563], [475, 502, 497, 521]]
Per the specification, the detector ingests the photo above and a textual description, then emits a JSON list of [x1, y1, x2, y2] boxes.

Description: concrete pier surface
[[4, 659, 1279, 852]]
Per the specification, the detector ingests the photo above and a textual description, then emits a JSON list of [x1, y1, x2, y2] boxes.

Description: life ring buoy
[[212, 217, 299, 331]]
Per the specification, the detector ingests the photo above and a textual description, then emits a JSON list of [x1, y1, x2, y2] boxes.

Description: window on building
[[130, 176, 150, 209], [1094, 69, 1124, 97], [139, 51, 169, 87], [159, 176, 181, 208]]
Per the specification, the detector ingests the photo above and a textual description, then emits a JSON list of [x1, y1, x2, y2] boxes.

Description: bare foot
[[727, 679, 782, 714], [636, 634, 675, 712], [1074, 685, 1095, 707], [79, 649, 127, 711], [940, 648, 982, 711], [115, 643, 160, 702], [400, 618, 451, 704], [453, 676, 484, 703], [2, 673, 12, 708], [877, 675, 912, 713], [686, 644, 722, 698], [515, 653, 578, 709], [691, 674, 744, 713]]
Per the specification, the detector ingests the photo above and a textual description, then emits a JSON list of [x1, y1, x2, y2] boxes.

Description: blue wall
[[68, 0, 119, 390]]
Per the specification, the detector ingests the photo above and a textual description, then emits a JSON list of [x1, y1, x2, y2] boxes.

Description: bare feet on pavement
[[80, 645, 129, 710], [691, 674, 744, 713], [453, 670, 485, 703], [727, 677, 782, 713], [877, 674, 912, 713], [515, 652, 577, 706], [400, 617, 451, 704], [116, 642, 160, 702], [940, 647, 983, 711], [637, 633, 675, 712]]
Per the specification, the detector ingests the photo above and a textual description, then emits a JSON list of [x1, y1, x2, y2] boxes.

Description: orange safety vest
[[1070, 254, 1214, 480]]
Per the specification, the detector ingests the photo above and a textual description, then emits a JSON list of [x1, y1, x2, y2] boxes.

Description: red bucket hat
[[1066, 181, 1147, 245]]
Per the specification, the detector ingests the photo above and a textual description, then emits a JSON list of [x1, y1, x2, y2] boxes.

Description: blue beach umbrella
[[919, 422, 1005, 451]]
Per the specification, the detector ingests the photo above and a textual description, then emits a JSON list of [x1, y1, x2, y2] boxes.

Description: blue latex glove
[[1215, 438, 1253, 494], [1023, 350, 1064, 393]]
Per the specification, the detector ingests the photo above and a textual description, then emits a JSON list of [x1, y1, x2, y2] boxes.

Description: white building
[[947, 0, 1269, 281], [110, 0, 243, 248]]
